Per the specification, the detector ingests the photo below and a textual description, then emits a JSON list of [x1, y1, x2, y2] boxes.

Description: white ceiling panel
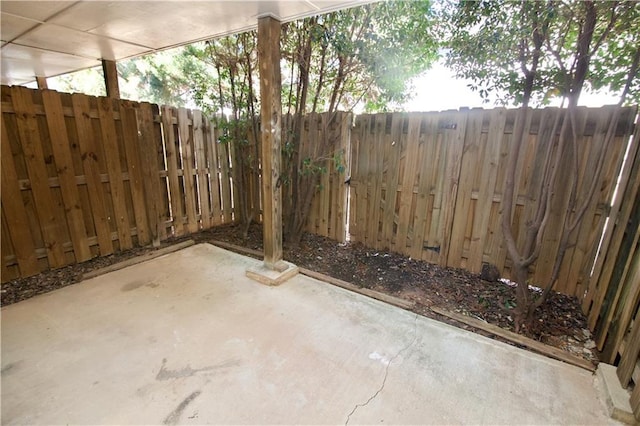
[[1, 44, 98, 82], [0, 1, 75, 22], [0, 0, 374, 86], [74, 2, 264, 49], [0, 13, 38, 42], [15, 23, 151, 60]]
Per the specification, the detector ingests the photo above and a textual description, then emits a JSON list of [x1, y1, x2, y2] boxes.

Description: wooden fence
[[1, 86, 351, 282], [1, 86, 235, 281], [349, 107, 638, 299], [576, 113, 640, 417], [281, 112, 352, 242]]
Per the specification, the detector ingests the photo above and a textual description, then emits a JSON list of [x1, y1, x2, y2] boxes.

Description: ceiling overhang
[[1, 0, 372, 86]]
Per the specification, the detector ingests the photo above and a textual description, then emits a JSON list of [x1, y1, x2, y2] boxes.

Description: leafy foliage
[[442, 0, 640, 106], [442, 0, 640, 331]]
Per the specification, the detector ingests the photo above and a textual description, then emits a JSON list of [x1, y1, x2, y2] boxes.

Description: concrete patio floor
[[1, 243, 616, 425]]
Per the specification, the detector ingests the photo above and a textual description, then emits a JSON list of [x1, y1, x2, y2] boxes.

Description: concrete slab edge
[[82, 240, 195, 280], [596, 363, 637, 425], [431, 306, 597, 372]]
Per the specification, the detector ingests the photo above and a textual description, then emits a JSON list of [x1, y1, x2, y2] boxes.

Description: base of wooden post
[[246, 261, 299, 286], [596, 363, 635, 424]]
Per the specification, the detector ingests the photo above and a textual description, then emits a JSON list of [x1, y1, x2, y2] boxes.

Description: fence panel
[[302, 112, 351, 241], [1, 86, 235, 282], [584, 118, 640, 359], [350, 106, 637, 299]]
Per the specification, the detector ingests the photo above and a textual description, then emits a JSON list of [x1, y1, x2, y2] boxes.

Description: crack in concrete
[[345, 314, 419, 425]]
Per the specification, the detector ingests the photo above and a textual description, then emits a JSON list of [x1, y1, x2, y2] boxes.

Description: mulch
[[1, 223, 598, 365]]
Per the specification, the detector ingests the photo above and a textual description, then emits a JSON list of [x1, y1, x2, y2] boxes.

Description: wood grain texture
[[97, 97, 132, 249]]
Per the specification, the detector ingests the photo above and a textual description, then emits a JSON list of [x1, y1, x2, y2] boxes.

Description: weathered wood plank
[[319, 114, 331, 237], [564, 107, 624, 296], [71, 94, 114, 255], [161, 106, 185, 236], [178, 107, 199, 233], [1, 118, 40, 276], [1, 209, 21, 282], [219, 133, 233, 224], [97, 96, 132, 250], [349, 119, 362, 240], [10, 86, 67, 267], [467, 108, 506, 273], [448, 109, 483, 267], [334, 112, 351, 242], [355, 115, 371, 245], [379, 113, 403, 250], [411, 113, 439, 260], [614, 253, 640, 384], [193, 110, 212, 229], [585, 108, 640, 321], [395, 113, 422, 254], [136, 102, 164, 244], [364, 114, 382, 247], [120, 104, 150, 245], [206, 118, 223, 225], [42, 90, 92, 262], [438, 110, 468, 266], [599, 223, 640, 359], [533, 108, 588, 290], [426, 117, 449, 261], [631, 371, 640, 420]]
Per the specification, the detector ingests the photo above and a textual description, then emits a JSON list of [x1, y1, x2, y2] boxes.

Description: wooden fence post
[[101, 59, 120, 99], [257, 15, 284, 270]]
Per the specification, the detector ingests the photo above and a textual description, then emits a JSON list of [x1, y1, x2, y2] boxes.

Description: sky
[[403, 60, 622, 112]]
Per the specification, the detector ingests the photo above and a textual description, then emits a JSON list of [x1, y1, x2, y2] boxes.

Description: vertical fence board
[[41, 90, 92, 262], [10, 86, 67, 267], [366, 114, 384, 246], [120, 104, 150, 246], [1, 209, 20, 281], [161, 106, 185, 236], [97, 97, 132, 250], [136, 103, 164, 244], [335, 112, 351, 242], [178, 108, 199, 233], [468, 108, 506, 272], [395, 114, 422, 253], [1, 120, 39, 276], [71, 94, 114, 255], [438, 110, 467, 266], [448, 109, 483, 268], [616, 264, 640, 386], [603, 231, 640, 362], [380, 113, 403, 250], [355, 115, 371, 244], [193, 110, 212, 229], [411, 114, 438, 260], [219, 137, 233, 223], [207, 119, 223, 225], [585, 110, 640, 321], [349, 118, 362, 240], [318, 115, 331, 237]]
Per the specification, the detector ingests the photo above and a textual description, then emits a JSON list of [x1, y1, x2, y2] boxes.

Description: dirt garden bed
[[1, 223, 598, 366]]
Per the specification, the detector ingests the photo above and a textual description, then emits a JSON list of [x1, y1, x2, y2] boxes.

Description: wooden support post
[[101, 59, 120, 99], [35, 76, 48, 89], [257, 15, 284, 270]]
